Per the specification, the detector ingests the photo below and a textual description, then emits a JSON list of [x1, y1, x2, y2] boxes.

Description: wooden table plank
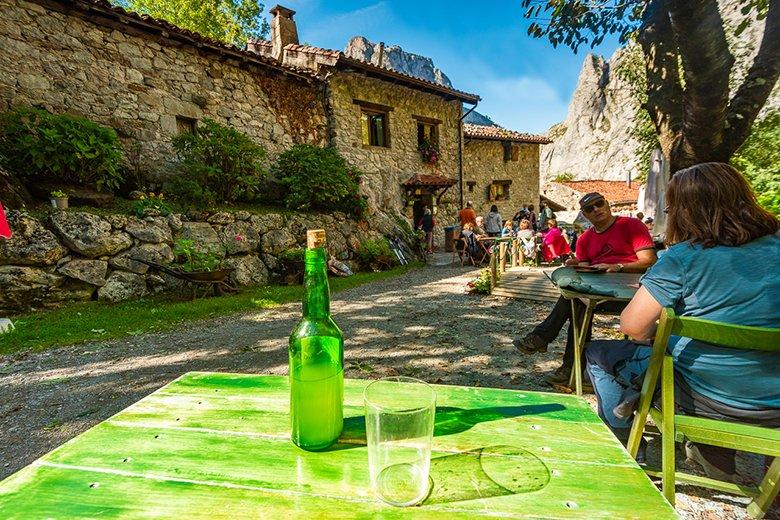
[[0, 373, 677, 519]]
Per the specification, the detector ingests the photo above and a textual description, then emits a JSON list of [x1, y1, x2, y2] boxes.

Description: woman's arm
[[620, 286, 663, 340]]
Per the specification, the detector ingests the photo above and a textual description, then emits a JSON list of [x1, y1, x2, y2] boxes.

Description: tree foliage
[[119, 0, 269, 46], [521, 0, 780, 173], [731, 110, 780, 215]]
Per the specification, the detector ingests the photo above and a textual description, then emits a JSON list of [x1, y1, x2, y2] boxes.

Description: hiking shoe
[[545, 364, 572, 385], [513, 333, 548, 354], [685, 442, 737, 482]]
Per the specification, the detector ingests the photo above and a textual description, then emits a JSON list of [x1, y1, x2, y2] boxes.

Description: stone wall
[[0, 0, 327, 181], [462, 139, 541, 222], [0, 208, 393, 313], [326, 71, 462, 240]]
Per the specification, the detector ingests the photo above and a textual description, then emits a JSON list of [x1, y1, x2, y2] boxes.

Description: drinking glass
[[364, 377, 436, 507]]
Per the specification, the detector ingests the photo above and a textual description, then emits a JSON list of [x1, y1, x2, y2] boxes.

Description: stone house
[[541, 179, 640, 222], [0, 0, 549, 237], [462, 123, 551, 223]]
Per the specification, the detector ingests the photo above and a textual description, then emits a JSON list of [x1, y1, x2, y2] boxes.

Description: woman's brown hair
[[519, 219, 531, 230], [666, 162, 778, 248]]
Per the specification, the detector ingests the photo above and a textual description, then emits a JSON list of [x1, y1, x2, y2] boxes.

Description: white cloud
[[470, 77, 569, 134]]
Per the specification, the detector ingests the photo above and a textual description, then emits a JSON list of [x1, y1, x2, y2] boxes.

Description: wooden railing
[[489, 238, 519, 291]]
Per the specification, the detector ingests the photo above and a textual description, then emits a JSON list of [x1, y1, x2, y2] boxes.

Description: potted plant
[[50, 190, 69, 209], [418, 138, 439, 165]]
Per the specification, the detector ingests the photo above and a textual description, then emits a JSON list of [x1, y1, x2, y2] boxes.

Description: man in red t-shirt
[[458, 201, 477, 228], [514, 192, 657, 384]]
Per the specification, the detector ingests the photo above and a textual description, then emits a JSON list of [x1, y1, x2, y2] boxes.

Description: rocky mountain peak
[[344, 36, 453, 88]]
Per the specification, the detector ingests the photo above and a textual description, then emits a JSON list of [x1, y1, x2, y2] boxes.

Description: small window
[[489, 180, 512, 201], [176, 116, 197, 135], [466, 181, 476, 193], [417, 122, 438, 148], [361, 111, 389, 147], [502, 141, 520, 162]]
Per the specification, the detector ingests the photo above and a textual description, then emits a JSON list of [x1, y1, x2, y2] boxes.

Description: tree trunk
[[639, 0, 684, 171]]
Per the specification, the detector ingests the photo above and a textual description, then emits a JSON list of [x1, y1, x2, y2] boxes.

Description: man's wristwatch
[[616, 263, 625, 272]]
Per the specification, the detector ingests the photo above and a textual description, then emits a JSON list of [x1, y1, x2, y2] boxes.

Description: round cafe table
[[548, 266, 642, 395]]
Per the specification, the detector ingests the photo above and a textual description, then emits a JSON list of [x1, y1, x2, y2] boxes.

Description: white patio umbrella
[[642, 148, 670, 236]]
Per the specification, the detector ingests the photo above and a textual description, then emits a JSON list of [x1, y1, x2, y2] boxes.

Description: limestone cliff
[[540, 0, 779, 183], [344, 36, 453, 87]]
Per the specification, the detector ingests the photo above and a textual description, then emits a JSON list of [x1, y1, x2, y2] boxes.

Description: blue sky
[[266, 1, 621, 133]]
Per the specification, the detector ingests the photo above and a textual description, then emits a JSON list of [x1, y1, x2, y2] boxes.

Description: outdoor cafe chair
[[626, 308, 780, 519]]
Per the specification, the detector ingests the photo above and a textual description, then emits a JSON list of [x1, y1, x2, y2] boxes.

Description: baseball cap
[[579, 192, 605, 209]]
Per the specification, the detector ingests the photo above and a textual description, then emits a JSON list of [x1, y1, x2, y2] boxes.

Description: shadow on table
[[424, 445, 550, 504], [330, 403, 566, 451]]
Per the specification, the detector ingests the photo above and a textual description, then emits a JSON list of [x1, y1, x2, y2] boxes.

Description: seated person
[[473, 216, 487, 237], [516, 219, 536, 257], [514, 191, 657, 384], [501, 220, 515, 238], [540, 218, 571, 263], [586, 162, 779, 477]]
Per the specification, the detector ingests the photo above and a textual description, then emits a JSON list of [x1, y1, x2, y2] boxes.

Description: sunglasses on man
[[583, 199, 606, 213]]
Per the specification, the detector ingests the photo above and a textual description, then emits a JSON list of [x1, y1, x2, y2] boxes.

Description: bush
[[172, 238, 223, 272], [553, 172, 574, 182], [273, 144, 367, 216], [171, 119, 267, 204], [731, 111, 780, 216], [467, 268, 494, 294], [0, 107, 123, 191], [132, 192, 172, 217], [354, 238, 397, 271]]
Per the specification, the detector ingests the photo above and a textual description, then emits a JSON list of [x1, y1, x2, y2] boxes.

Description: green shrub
[[553, 172, 574, 183], [0, 107, 123, 191], [132, 192, 172, 217], [172, 238, 223, 272], [171, 119, 267, 204], [731, 110, 780, 216], [354, 238, 397, 271], [273, 144, 367, 216], [467, 268, 495, 294]]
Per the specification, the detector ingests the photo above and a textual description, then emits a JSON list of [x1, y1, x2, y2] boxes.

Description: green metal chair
[[626, 308, 780, 519]]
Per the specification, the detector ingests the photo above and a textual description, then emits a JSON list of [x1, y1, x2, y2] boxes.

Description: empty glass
[[364, 377, 436, 507]]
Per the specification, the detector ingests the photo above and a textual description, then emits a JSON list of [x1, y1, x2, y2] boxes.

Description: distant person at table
[[512, 205, 529, 230], [516, 219, 536, 258], [417, 207, 435, 254], [586, 162, 780, 476], [514, 192, 657, 385], [527, 204, 538, 232], [485, 205, 503, 237], [474, 216, 487, 237], [539, 202, 555, 232], [458, 201, 477, 228], [540, 218, 571, 263], [501, 220, 515, 238]]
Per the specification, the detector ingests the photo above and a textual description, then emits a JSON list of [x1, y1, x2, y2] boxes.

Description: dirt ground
[[0, 257, 775, 519]]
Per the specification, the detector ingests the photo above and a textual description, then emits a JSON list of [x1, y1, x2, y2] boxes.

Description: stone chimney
[[270, 5, 299, 61]]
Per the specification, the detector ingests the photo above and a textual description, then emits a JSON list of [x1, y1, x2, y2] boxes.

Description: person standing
[[527, 204, 538, 232], [485, 204, 503, 237], [417, 207, 435, 254], [514, 192, 657, 384]]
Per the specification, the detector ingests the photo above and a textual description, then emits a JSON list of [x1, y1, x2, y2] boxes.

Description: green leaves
[[123, 0, 270, 47], [0, 107, 123, 191], [272, 145, 367, 218], [731, 111, 780, 216], [171, 119, 268, 206]]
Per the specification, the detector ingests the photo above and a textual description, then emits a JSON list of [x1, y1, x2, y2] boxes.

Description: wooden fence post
[[490, 252, 497, 290], [499, 242, 507, 274]]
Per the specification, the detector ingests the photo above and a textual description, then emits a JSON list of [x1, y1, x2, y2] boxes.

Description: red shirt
[[576, 216, 654, 265], [458, 208, 477, 227]]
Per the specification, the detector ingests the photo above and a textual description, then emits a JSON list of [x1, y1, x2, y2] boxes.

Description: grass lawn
[[0, 264, 418, 357]]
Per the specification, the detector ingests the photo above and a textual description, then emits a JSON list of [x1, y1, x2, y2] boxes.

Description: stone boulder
[[260, 228, 297, 256], [98, 271, 148, 302], [223, 255, 269, 286], [57, 259, 108, 286], [46, 280, 96, 306], [0, 265, 62, 312], [167, 213, 183, 233], [109, 243, 174, 274], [125, 217, 172, 243], [249, 213, 284, 233], [207, 212, 234, 225], [0, 212, 68, 266], [177, 222, 223, 255], [49, 212, 132, 258], [219, 221, 261, 255]]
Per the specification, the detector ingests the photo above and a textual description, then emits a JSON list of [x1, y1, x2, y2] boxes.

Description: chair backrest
[[657, 308, 780, 353]]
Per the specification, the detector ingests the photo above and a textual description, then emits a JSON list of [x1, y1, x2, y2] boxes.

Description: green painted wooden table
[[0, 373, 677, 519]]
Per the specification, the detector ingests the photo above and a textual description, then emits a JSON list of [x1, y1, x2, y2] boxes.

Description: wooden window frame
[[489, 180, 512, 201]]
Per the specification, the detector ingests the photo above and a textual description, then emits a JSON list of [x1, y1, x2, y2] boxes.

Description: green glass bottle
[[289, 229, 344, 451]]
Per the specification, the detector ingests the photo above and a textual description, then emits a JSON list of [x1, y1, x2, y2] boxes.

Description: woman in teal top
[[585, 162, 779, 480]]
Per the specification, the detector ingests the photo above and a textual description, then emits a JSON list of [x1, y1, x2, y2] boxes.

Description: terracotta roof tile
[[555, 180, 640, 203], [62, 0, 317, 78], [463, 123, 552, 144], [402, 173, 457, 187]]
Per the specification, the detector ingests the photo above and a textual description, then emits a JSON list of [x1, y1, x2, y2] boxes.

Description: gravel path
[[0, 258, 775, 518]]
